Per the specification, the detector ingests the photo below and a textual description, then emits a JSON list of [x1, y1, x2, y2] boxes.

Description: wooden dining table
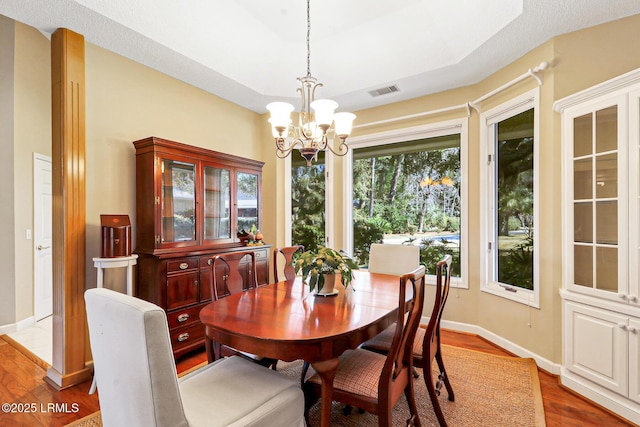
[[199, 270, 404, 427]]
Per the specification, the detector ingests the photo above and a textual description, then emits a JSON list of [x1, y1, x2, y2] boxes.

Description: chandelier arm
[[324, 138, 349, 157], [275, 138, 304, 159]]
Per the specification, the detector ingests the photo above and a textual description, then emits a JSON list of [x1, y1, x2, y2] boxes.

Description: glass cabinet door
[[236, 172, 259, 234], [161, 159, 196, 244], [571, 104, 621, 294], [203, 165, 231, 241]]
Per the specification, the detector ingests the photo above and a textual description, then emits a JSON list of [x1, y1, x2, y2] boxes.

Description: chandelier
[[266, 0, 356, 166]]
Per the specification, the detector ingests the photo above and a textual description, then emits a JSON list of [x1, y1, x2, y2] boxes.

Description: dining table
[[199, 270, 405, 427]]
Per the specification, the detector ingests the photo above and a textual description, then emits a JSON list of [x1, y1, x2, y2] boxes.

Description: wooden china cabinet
[[133, 137, 270, 358]]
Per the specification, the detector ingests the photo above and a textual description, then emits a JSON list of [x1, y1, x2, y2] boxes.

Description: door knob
[[37, 245, 50, 251]]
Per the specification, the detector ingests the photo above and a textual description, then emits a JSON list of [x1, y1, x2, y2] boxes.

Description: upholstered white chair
[[367, 243, 420, 276], [85, 287, 305, 427]]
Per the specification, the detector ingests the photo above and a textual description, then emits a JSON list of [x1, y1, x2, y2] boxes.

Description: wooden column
[[45, 28, 91, 390]]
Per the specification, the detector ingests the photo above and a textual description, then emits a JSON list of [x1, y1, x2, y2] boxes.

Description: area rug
[[65, 345, 545, 426]]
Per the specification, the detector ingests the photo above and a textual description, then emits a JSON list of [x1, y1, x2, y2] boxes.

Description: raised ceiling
[[2, 0, 640, 113]]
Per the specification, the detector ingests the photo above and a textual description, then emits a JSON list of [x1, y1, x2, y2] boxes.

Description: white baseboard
[[438, 319, 561, 375], [0, 316, 35, 336]]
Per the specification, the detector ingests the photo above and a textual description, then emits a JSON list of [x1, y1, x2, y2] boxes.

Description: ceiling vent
[[368, 85, 400, 97]]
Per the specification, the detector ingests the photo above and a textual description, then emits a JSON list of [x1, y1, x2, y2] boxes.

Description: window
[[290, 151, 327, 252], [480, 89, 540, 306], [344, 120, 468, 287]]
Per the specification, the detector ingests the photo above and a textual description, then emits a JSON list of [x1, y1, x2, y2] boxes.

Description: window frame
[[479, 88, 540, 307], [342, 118, 469, 288]]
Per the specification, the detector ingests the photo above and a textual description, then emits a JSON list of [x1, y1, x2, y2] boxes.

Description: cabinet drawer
[[167, 258, 198, 273], [253, 249, 268, 260], [169, 323, 205, 352], [167, 305, 202, 329], [199, 256, 215, 268]]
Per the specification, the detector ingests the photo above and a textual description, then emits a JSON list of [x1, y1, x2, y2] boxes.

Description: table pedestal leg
[[310, 358, 339, 427]]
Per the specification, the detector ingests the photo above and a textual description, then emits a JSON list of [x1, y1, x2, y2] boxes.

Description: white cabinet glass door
[[566, 96, 628, 300]]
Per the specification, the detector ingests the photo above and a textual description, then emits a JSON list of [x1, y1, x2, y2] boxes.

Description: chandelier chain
[[306, 0, 311, 77]]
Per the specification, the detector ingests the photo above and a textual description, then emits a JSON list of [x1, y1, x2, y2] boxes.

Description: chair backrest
[[368, 243, 420, 276], [423, 255, 453, 362], [211, 251, 257, 299], [380, 266, 426, 398], [85, 288, 188, 427], [273, 245, 304, 282]]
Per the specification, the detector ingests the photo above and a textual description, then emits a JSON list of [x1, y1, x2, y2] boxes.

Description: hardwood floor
[[0, 330, 636, 426]]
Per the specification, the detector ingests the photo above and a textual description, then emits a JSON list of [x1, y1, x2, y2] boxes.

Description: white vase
[[315, 273, 337, 296]]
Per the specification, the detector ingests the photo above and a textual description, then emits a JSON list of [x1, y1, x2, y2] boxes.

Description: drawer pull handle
[[177, 333, 190, 342], [208, 259, 213, 265], [177, 313, 190, 322], [179, 262, 189, 270]]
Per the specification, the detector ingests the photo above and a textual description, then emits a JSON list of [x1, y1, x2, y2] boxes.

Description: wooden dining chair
[[211, 251, 258, 299], [361, 255, 455, 427], [273, 245, 304, 282], [302, 266, 426, 427], [207, 251, 277, 369]]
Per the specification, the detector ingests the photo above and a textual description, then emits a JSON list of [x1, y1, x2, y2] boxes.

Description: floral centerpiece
[[295, 247, 359, 294]]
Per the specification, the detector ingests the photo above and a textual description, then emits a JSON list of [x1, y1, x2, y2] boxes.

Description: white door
[[34, 154, 53, 321]]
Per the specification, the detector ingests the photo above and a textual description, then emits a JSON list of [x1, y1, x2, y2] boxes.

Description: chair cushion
[[179, 356, 305, 427], [307, 349, 386, 399], [362, 323, 425, 360]]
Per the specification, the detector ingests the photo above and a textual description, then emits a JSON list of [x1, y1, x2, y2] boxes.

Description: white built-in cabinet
[[555, 69, 640, 425]]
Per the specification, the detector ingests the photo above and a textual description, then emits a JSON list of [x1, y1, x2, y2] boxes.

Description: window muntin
[[571, 104, 621, 293]]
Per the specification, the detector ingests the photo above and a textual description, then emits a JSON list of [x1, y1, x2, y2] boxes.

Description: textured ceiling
[[2, 0, 640, 113]]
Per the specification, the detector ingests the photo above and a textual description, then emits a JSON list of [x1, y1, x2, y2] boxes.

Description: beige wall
[[13, 22, 51, 321], [83, 43, 264, 291], [0, 15, 16, 326], [0, 20, 52, 326], [4, 13, 640, 366]]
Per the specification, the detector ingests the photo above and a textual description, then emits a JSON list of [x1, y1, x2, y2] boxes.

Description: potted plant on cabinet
[[295, 247, 359, 295]]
